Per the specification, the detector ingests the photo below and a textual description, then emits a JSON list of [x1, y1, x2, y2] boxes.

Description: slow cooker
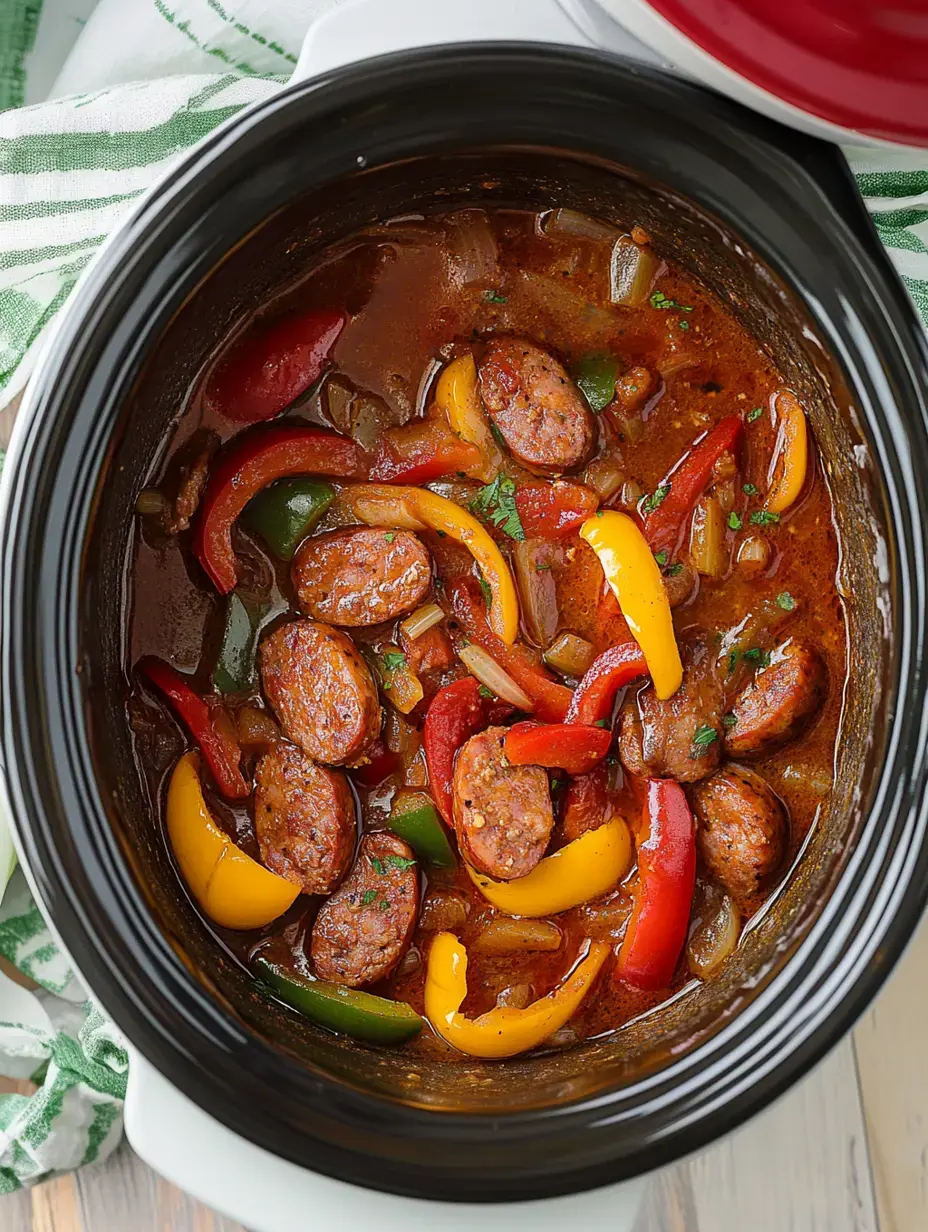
[[2, 2, 928, 1228]]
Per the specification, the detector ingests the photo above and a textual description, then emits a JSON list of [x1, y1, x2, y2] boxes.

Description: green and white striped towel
[[0, 0, 926, 1193]]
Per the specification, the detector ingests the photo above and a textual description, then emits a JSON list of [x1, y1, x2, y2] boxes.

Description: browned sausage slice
[[254, 742, 356, 894], [452, 726, 554, 880], [310, 832, 418, 987], [724, 640, 826, 759], [478, 337, 594, 474], [260, 619, 380, 765], [293, 527, 431, 627], [619, 639, 723, 783], [691, 765, 787, 901]]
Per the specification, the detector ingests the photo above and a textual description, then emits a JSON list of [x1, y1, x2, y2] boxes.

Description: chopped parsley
[[370, 857, 386, 875], [654, 550, 669, 567], [380, 899, 392, 911], [384, 855, 417, 872], [663, 562, 684, 578], [594, 719, 610, 729], [776, 591, 796, 611], [381, 651, 406, 672], [477, 571, 493, 610], [743, 482, 759, 495], [642, 484, 671, 515], [550, 778, 564, 792], [722, 713, 738, 728], [744, 647, 772, 668], [750, 510, 780, 526], [747, 406, 764, 423], [478, 685, 494, 699], [483, 290, 508, 304], [692, 725, 718, 752], [535, 562, 552, 571], [470, 473, 525, 541], [361, 889, 378, 905], [650, 291, 693, 312], [727, 648, 740, 674], [384, 531, 395, 543], [727, 511, 743, 530], [678, 319, 690, 331], [490, 422, 506, 449]]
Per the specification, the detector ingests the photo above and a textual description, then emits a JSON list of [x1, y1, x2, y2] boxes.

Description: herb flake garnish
[[490, 422, 506, 449], [478, 685, 494, 699], [750, 510, 780, 526], [663, 562, 684, 578], [478, 571, 493, 609], [678, 319, 690, 331], [381, 651, 406, 672], [728, 511, 743, 530], [370, 857, 386, 875], [361, 889, 378, 905], [470, 473, 525, 541], [692, 724, 718, 752], [722, 713, 738, 728], [384, 531, 395, 543], [776, 591, 796, 611], [743, 482, 759, 495], [747, 406, 764, 423], [483, 290, 507, 304], [594, 719, 610, 728], [642, 484, 671, 515], [379, 899, 392, 911], [384, 855, 417, 872], [727, 649, 740, 674], [654, 550, 669, 567], [743, 647, 772, 668], [650, 291, 693, 312]]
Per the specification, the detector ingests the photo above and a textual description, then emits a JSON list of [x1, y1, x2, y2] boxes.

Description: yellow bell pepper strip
[[580, 511, 682, 700], [466, 817, 632, 917], [425, 932, 610, 1059], [765, 389, 808, 514], [337, 483, 519, 644], [434, 353, 504, 483], [167, 752, 299, 929]]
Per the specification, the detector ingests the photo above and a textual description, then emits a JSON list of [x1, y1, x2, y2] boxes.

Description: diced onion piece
[[444, 209, 498, 285], [687, 887, 741, 977], [513, 539, 559, 648], [542, 208, 620, 243], [457, 644, 533, 711], [619, 479, 643, 510], [384, 710, 422, 767], [609, 236, 661, 307], [236, 705, 280, 753], [737, 534, 770, 572], [420, 891, 469, 932], [583, 458, 625, 501], [400, 602, 445, 641], [689, 494, 727, 578], [136, 489, 170, 517], [472, 918, 562, 954], [543, 631, 595, 677], [496, 984, 533, 1010]]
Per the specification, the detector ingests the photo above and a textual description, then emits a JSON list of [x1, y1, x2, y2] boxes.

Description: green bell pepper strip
[[574, 353, 620, 413], [389, 797, 457, 868], [213, 592, 266, 695], [255, 957, 424, 1044], [243, 478, 336, 560]]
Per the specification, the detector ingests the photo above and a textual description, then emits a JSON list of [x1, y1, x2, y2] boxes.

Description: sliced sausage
[[260, 619, 380, 765], [452, 726, 554, 880], [724, 640, 826, 759], [293, 527, 431, 627], [619, 639, 723, 783], [478, 337, 594, 474], [254, 742, 356, 895], [691, 765, 787, 901], [310, 832, 418, 987]]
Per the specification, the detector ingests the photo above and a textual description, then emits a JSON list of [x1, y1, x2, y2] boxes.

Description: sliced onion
[[415, 357, 443, 417], [517, 271, 617, 336], [582, 458, 625, 502], [395, 946, 421, 978], [542, 208, 620, 243], [689, 494, 727, 578], [420, 891, 469, 932], [496, 983, 533, 1010], [384, 709, 422, 766], [687, 885, 741, 977], [136, 489, 170, 517], [457, 644, 533, 711], [473, 918, 562, 954], [400, 602, 444, 641], [543, 631, 595, 677], [444, 209, 498, 285], [513, 539, 559, 648], [737, 534, 770, 572], [609, 236, 661, 307], [619, 479, 644, 510]]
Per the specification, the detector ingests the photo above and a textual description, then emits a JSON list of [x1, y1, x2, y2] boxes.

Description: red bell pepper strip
[[205, 308, 346, 425], [368, 418, 483, 485], [194, 426, 366, 594], [139, 657, 249, 800], [644, 413, 743, 557], [423, 677, 486, 824], [515, 481, 599, 538], [616, 778, 696, 990], [565, 642, 648, 726], [447, 579, 573, 723], [504, 721, 611, 775], [562, 766, 611, 843]]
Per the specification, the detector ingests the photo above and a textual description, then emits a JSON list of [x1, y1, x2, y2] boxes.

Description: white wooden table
[[2, 913, 924, 1232]]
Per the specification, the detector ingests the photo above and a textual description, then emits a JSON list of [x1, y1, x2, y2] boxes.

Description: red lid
[[646, 0, 928, 147]]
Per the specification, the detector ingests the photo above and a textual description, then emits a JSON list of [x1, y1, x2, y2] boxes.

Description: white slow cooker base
[[125, 1051, 648, 1231]]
